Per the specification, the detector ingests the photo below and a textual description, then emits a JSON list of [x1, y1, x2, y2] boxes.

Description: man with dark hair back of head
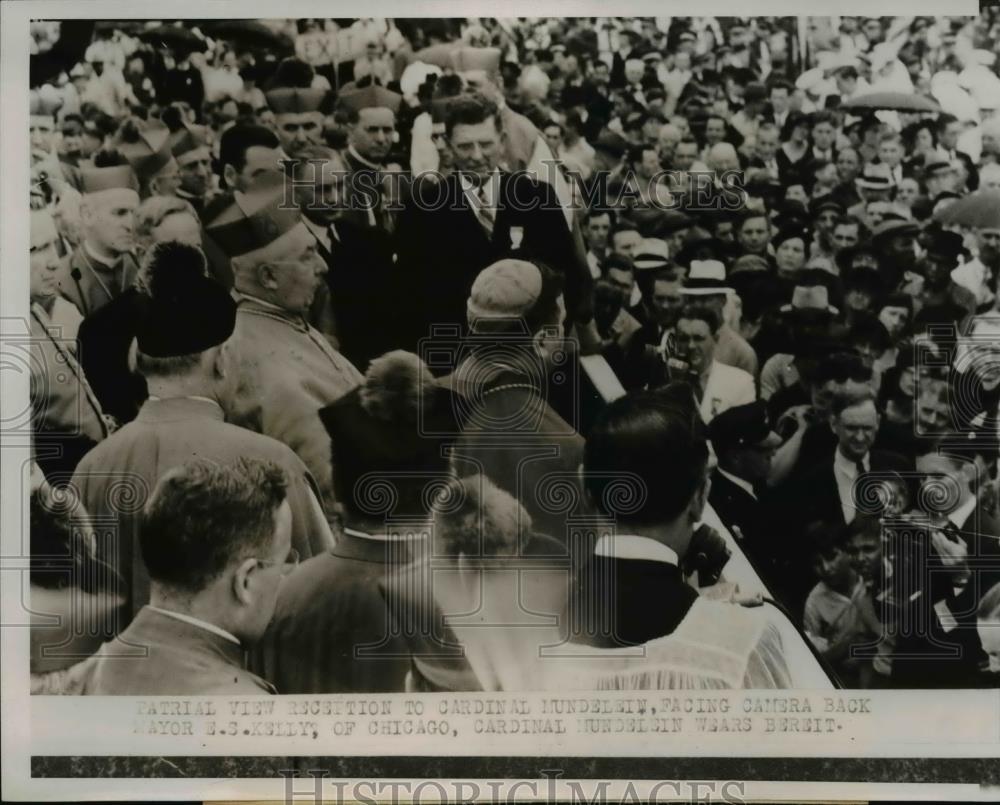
[[71, 241, 335, 628], [572, 390, 792, 687], [74, 456, 292, 694]]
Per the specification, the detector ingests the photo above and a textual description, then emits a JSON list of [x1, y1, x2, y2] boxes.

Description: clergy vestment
[[71, 396, 334, 623], [222, 294, 363, 510]]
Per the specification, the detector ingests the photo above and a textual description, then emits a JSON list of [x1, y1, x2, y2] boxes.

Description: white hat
[[682, 259, 733, 295], [633, 238, 670, 271]]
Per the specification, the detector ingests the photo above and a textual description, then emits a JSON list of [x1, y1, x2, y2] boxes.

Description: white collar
[[834, 448, 868, 475], [594, 534, 679, 566], [83, 240, 121, 267], [342, 526, 429, 542], [145, 605, 241, 645], [459, 168, 500, 195], [146, 394, 221, 409], [948, 494, 977, 529], [717, 467, 756, 499], [302, 214, 333, 248]]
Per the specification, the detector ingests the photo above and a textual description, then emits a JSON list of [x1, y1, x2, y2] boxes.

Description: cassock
[[54, 243, 140, 318], [258, 530, 423, 694], [71, 396, 334, 623], [30, 299, 108, 481], [222, 294, 363, 509], [392, 170, 582, 354], [73, 606, 274, 695]]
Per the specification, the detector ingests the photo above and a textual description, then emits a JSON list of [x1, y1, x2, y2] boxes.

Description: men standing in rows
[[71, 241, 334, 625], [30, 208, 109, 482], [55, 158, 140, 318], [208, 182, 363, 511]]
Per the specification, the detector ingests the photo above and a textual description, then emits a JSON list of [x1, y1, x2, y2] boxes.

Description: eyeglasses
[[257, 547, 299, 576]]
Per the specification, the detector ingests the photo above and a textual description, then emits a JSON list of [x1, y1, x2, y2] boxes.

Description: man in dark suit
[[259, 351, 461, 693], [75, 456, 289, 695], [392, 92, 588, 354], [784, 387, 911, 532], [288, 143, 398, 369], [707, 401, 781, 563]]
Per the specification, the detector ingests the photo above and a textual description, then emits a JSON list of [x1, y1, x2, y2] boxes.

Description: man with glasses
[[75, 457, 296, 695], [209, 180, 363, 512], [71, 241, 334, 627]]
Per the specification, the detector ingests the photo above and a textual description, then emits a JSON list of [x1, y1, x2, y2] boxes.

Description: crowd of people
[[24, 14, 1000, 694]]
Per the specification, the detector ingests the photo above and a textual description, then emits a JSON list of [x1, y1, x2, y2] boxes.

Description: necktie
[[855, 460, 866, 477], [476, 185, 495, 239]]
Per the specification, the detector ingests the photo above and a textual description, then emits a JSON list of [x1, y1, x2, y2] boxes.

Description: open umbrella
[[199, 20, 294, 55], [138, 24, 207, 54], [842, 92, 941, 113], [934, 191, 1000, 230], [414, 42, 460, 69]]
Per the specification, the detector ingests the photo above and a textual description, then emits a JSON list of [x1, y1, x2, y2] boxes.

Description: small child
[[803, 520, 883, 687]]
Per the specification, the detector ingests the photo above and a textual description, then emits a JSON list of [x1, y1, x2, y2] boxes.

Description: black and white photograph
[[3, 2, 1000, 801]]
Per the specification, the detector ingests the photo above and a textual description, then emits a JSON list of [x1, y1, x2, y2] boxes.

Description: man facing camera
[[75, 457, 293, 695]]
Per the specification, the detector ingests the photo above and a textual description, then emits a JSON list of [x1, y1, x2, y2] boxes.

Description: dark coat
[[571, 553, 699, 648], [391, 171, 582, 354], [257, 532, 423, 694]]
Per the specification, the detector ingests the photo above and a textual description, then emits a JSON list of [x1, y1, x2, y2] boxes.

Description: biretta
[[79, 163, 139, 194], [115, 120, 174, 182], [167, 122, 211, 160], [336, 84, 402, 114], [265, 86, 328, 114], [205, 177, 302, 259]]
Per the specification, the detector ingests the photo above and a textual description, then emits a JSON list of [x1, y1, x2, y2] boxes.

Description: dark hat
[[843, 265, 884, 294], [871, 219, 919, 244], [336, 84, 402, 114], [593, 129, 628, 157], [923, 228, 965, 260], [134, 242, 236, 358], [709, 401, 782, 452], [318, 352, 461, 519], [167, 122, 211, 160], [79, 164, 139, 194], [743, 82, 767, 102], [114, 120, 174, 182], [923, 160, 956, 177], [835, 243, 881, 274], [812, 196, 844, 216], [265, 86, 328, 114], [205, 178, 302, 259]]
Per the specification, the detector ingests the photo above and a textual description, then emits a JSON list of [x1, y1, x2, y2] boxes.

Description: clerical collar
[[594, 534, 679, 566], [83, 240, 120, 269], [145, 605, 241, 645], [347, 145, 383, 170]]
